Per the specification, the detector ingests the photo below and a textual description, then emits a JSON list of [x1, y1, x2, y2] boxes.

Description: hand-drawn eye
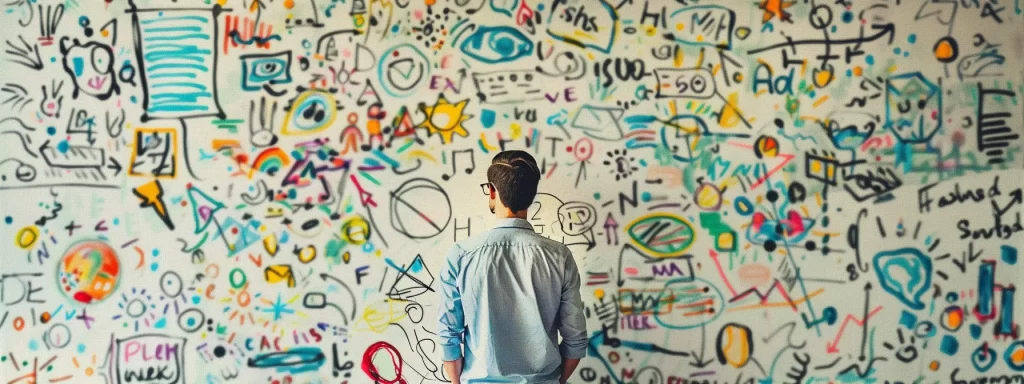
[[91, 46, 111, 72], [241, 51, 293, 91], [249, 58, 285, 81], [254, 61, 283, 78], [459, 26, 534, 64], [690, 74, 707, 93]]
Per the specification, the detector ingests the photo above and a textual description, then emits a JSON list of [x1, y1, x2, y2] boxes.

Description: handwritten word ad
[[1, 0, 1022, 383]]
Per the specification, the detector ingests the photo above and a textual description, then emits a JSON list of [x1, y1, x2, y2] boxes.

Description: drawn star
[[419, 95, 472, 144], [759, 0, 795, 23], [259, 293, 295, 321]]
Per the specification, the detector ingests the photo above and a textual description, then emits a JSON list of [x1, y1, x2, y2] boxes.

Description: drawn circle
[[57, 239, 121, 305], [914, 321, 937, 338], [15, 226, 40, 249], [939, 306, 964, 332], [754, 136, 779, 159], [389, 178, 452, 239], [126, 299, 147, 318], [341, 216, 371, 245], [297, 246, 316, 263], [378, 44, 430, 97], [717, 323, 753, 367], [404, 302, 424, 323], [571, 138, 594, 162], [690, 72, 708, 94], [160, 271, 184, 298], [809, 3, 833, 29], [934, 37, 959, 63], [177, 308, 206, 333], [1004, 341, 1024, 371], [229, 268, 247, 289], [608, 351, 619, 363], [734, 197, 754, 216], [635, 367, 663, 384], [45, 323, 72, 349], [694, 183, 722, 210], [13, 162, 36, 182], [972, 343, 997, 372], [579, 368, 598, 382], [362, 342, 406, 384], [557, 202, 597, 236], [626, 213, 696, 257]]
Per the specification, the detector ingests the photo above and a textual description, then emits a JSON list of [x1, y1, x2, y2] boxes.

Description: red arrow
[[825, 306, 883, 354], [709, 250, 738, 296]]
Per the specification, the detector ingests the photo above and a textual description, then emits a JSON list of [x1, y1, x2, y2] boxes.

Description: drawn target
[[160, 271, 184, 298], [43, 323, 72, 349], [569, 138, 594, 162], [178, 308, 206, 333]]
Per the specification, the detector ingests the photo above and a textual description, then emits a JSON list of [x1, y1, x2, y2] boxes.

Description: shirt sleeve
[[558, 253, 588, 359], [437, 245, 466, 361]]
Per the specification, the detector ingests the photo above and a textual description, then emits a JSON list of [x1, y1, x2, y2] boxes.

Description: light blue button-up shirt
[[437, 218, 588, 384]]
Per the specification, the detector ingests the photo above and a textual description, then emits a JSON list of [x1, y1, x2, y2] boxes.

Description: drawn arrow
[[709, 250, 738, 297], [748, 23, 895, 54], [320, 273, 358, 322], [859, 282, 872, 360], [38, 139, 50, 156], [689, 321, 715, 368], [603, 212, 618, 245], [106, 156, 122, 176], [825, 283, 882, 354]]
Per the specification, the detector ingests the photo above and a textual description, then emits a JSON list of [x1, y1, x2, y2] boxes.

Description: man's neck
[[495, 211, 527, 220]]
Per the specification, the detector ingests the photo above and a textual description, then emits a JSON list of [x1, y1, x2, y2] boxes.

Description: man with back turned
[[437, 150, 588, 384]]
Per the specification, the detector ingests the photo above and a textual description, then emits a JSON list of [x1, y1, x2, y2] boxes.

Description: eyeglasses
[[480, 183, 493, 195]]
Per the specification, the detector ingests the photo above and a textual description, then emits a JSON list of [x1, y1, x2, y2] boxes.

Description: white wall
[[1, 0, 1024, 382]]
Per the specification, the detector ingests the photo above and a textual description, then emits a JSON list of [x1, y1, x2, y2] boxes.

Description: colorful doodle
[[1, 0, 1023, 382]]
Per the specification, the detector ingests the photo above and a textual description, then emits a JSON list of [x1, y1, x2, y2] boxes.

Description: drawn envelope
[[570, 105, 625, 141], [265, 265, 295, 287]]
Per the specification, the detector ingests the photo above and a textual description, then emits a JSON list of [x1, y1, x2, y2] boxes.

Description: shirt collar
[[493, 218, 534, 230]]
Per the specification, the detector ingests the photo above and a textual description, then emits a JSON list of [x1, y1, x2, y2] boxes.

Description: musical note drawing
[[442, 149, 475, 181]]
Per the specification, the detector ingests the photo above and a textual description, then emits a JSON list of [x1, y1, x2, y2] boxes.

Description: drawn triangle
[[356, 81, 382, 107], [388, 255, 435, 299], [188, 186, 225, 233]]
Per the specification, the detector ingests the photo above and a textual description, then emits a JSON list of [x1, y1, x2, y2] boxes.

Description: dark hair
[[487, 150, 540, 212]]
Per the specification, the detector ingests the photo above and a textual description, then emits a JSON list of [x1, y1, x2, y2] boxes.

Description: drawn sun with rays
[[112, 287, 161, 331], [419, 95, 472, 144]]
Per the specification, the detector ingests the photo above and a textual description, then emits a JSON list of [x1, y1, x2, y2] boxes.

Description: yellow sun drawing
[[419, 95, 472, 144]]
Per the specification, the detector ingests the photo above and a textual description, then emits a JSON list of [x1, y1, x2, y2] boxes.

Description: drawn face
[[60, 38, 119, 100]]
